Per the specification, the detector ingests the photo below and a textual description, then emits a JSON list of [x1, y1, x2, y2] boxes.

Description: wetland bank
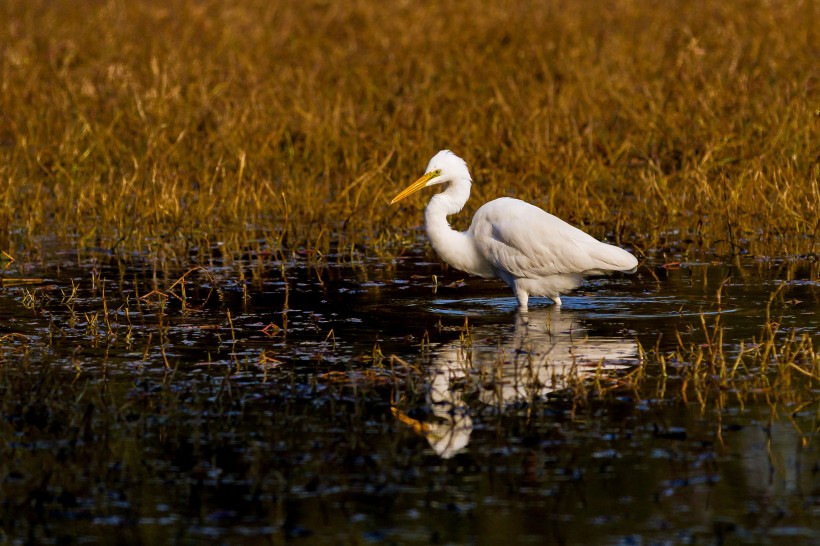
[[1, 0, 819, 544]]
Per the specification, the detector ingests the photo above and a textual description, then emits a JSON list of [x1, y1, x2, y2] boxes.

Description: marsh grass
[[1, 0, 817, 263]]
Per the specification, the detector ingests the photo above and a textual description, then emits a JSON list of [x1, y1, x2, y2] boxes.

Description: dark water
[[0, 249, 818, 544]]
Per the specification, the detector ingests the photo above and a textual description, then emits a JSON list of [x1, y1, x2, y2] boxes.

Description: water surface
[[0, 251, 818, 544]]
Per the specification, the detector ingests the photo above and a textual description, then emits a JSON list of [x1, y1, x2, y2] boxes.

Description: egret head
[[390, 150, 471, 205]]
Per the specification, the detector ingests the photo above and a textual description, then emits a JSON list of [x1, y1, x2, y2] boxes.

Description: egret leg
[[552, 296, 562, 306], [514, 288, 529, 312]]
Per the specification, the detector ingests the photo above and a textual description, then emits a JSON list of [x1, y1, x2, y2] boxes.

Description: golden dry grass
[[1, 0, 817, 261]]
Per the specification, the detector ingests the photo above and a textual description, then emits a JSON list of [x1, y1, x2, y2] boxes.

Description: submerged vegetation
[[0, 0, 819, 543], [1, 0, 818, 261]]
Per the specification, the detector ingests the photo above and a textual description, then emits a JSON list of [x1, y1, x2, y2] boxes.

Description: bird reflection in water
[[393, 307, 638, 458]]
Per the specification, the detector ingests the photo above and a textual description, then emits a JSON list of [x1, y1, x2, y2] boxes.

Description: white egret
[[390, 150, 638, 311]]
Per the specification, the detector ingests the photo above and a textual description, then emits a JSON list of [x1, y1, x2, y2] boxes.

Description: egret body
[[390, 150, 638, 311]]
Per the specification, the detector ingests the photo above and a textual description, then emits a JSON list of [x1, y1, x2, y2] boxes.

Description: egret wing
[[471, 198, 634, 278]]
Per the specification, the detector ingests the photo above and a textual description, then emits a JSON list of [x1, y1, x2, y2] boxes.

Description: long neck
[[424, 178, 491, 276]]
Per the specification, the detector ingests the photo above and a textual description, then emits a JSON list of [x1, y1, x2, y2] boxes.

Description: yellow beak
[[389, 169, 442, 204]]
